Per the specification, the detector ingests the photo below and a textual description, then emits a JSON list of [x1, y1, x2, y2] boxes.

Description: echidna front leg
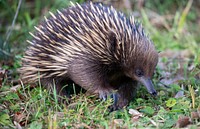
[[98, 88, 119, 102], [108, 81, 138, 111]]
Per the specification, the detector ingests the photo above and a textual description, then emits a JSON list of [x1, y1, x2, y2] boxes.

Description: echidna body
[[20, 2, 158, 110]]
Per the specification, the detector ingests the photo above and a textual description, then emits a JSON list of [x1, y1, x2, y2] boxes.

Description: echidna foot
[[99, 91, 118, 102], [99, 91, 108, 101], [99, 91, 121, 111]]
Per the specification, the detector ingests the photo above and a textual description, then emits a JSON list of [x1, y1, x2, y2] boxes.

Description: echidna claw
[[99, 91, 119, 104], [99, 91, 120, 111], [110, 93, 118, 105], [99, 91, 107, 101]]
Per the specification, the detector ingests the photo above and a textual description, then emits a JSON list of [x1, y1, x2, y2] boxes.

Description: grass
[[0, 0, 200, 128]]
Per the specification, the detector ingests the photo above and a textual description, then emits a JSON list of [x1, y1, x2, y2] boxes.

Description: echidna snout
[[140, 77, 157, 96]]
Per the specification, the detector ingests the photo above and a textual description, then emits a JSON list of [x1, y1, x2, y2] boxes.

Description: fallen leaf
[[175, 116, 191, 128], [130, 109, 142, 115], [191, 111, 200, 119], [113, 119, 123, 125], [13, 112, 27, 126], [129, 108, 143, 122], [174, 90, 184, 98], [174, 85, 185, 98], [10, 85, 21, 92], [14, 121, 23, 129], [74, 123, 91, 129]]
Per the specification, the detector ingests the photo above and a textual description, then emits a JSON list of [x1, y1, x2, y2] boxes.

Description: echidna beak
[[140, 77, 157, 96]]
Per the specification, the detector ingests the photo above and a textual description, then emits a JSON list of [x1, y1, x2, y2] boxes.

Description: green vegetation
[[0, 0, 199, 128]]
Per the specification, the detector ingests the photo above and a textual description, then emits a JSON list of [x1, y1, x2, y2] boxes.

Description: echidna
[[20, 2, 158, 110]]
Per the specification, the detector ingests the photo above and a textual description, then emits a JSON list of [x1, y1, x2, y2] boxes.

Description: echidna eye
[[135, 69, 144, 77]]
